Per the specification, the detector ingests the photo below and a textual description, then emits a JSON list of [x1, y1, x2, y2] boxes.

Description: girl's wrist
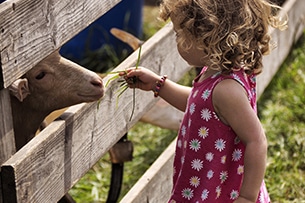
[[153, 75, 167, 97]]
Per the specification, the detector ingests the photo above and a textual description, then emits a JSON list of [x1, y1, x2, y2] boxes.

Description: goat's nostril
[[91, 78, 103, 87]]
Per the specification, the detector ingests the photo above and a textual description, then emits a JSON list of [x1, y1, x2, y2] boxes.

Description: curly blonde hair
[[159, 0, 287, 74]]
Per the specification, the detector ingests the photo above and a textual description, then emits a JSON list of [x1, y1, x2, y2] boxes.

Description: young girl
[[120, 0, 287, 202]]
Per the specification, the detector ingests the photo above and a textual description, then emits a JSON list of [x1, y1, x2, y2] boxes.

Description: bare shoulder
[[212, 79, 250, 125], [212, 78, 265, 144], [213, 79, 248, 105]]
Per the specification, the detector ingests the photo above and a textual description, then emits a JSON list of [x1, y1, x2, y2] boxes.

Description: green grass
[[69, 124, 177, 202], [258, 31, 305, 202]]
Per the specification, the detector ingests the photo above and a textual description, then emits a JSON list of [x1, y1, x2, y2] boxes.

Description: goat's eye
[[35, 72, 46, 80]]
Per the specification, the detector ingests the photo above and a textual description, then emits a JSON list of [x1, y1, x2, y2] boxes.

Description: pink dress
[[168, 67, 270, 202]]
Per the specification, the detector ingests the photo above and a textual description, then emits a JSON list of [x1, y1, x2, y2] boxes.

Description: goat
[[8, 49, 104, 151]]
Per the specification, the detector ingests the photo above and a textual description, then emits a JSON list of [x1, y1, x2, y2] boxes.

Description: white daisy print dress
[[168, 67, 270, 202]]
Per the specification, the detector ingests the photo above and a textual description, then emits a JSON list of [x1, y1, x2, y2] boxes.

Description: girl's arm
[[213, 79, 267, 203], [122, 67, 191, 112], [158, 79, 191, 112]]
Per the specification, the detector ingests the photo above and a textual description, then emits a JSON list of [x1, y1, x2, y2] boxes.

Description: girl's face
[[171, 14, 208, 67]]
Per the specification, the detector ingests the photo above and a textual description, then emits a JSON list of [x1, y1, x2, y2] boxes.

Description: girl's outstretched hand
[[119, 67, 161, 92]]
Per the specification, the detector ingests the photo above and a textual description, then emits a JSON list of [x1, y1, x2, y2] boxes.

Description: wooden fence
[[0, 0, 304, 202], [0, 0, 189, 202]]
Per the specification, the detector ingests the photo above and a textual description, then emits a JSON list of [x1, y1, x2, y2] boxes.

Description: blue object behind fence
[[60, 0, 144, 61]]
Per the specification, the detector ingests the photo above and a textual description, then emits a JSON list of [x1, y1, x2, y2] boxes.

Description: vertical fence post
[[0, 89, 16, 203], [0, 89, 15, 164]]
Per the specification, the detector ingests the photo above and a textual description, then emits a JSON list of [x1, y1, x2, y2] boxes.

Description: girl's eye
[[35, 72, 46, 80]]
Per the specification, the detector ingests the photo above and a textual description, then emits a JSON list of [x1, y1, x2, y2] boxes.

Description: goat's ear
[[8, 78, 30, 102]]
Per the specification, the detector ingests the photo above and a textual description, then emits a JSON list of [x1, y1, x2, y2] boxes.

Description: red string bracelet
[[153, 75, 167, 97]]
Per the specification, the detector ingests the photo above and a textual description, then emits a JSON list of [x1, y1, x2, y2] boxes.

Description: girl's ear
[[8, 78, 30, 102]]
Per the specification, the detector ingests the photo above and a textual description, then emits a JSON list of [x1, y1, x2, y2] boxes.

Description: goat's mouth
[[78, 91, 104, 101]]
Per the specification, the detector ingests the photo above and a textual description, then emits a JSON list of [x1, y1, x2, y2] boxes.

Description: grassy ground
[[69, 3, 305, 203], [69, 125, 178, 202], [258, 32, 305, 202]]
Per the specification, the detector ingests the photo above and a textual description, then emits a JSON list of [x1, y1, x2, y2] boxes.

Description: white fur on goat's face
[[10, 50, 104, 112]]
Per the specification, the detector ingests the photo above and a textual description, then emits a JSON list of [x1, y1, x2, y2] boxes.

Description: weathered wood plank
[[0, 89, 15, 165], [1, 119, 67, 203], [120, 0, 305, 202], [141, 99, 184, 130], [1, 23, 189, 203], [0, 88, 16, 203], [0, 0, 121, 89]]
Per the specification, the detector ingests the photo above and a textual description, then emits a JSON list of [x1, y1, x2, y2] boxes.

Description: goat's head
[[9, 49, 104, 113]]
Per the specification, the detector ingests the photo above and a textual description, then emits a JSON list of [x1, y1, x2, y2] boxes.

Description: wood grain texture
[[0, 89, 15, 165], [0, 0, 121, 88], [0, 89, 15, 203], [0, 1, 121, 201]]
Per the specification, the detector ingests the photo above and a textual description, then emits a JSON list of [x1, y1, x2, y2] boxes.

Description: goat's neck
[[10, 97, 50, 150]]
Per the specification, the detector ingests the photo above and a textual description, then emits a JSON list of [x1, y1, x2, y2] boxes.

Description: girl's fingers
[[125, 76, 137, 85], [118, 67, 137, 76], [126, 69, 139, 77], [126, 80, 140, 89], [118, 72, 126, 76]]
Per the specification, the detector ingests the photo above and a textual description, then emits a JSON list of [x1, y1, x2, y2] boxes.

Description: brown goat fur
[[9, 49, 104, 150]]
